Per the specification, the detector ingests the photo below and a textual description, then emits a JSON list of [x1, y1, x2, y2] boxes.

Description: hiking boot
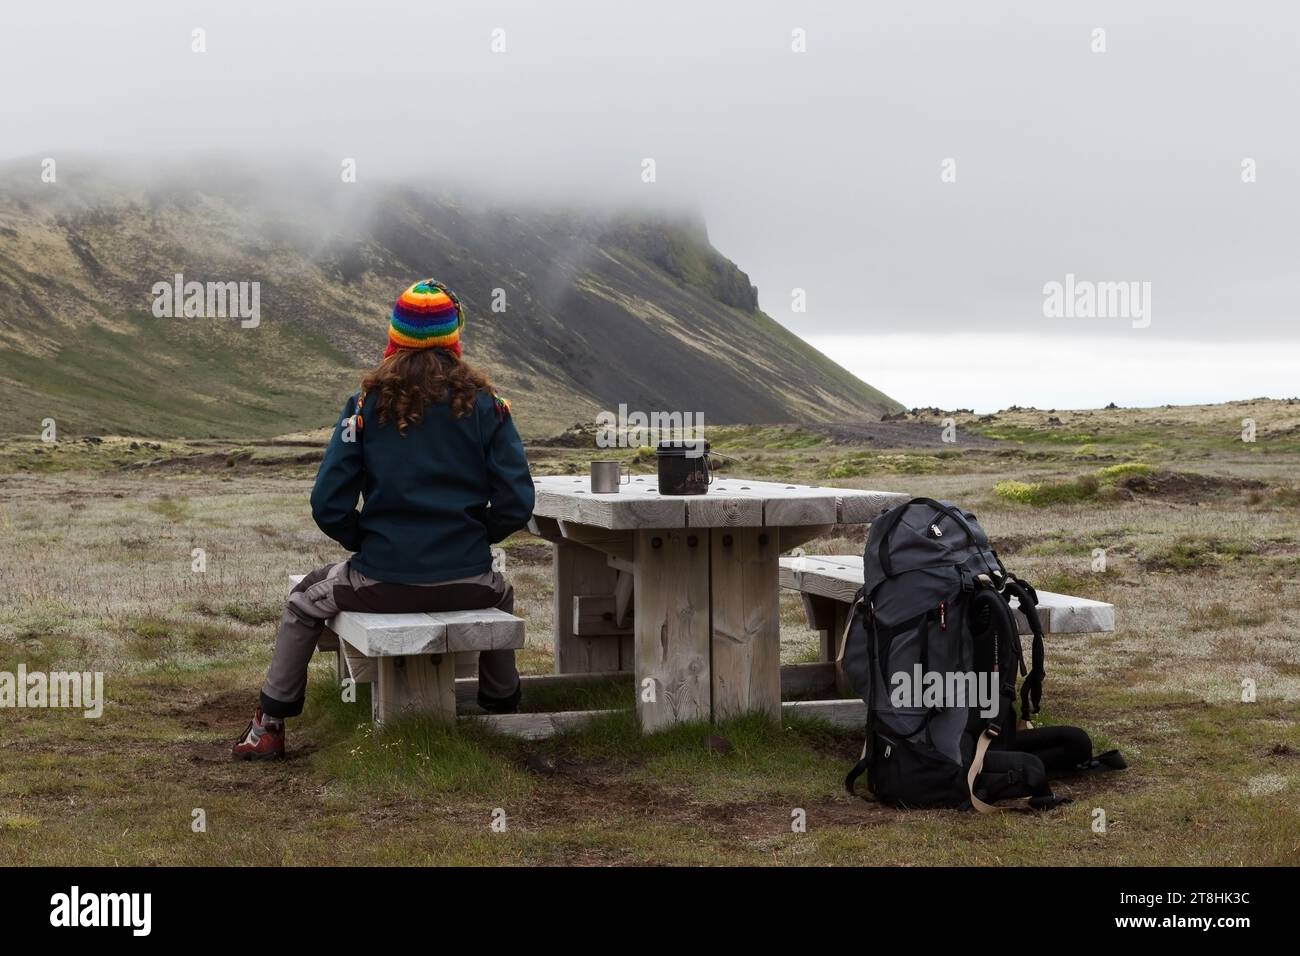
[[477, 683, 521, 715], [232, 708, 285, 760]]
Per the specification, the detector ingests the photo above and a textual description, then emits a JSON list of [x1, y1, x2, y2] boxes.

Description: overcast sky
[[2, 0, 1296, 410]]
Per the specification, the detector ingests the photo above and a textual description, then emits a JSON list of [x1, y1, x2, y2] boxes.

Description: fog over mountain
[[0, 158, 899, 437], [1, 0, 1296, 411]]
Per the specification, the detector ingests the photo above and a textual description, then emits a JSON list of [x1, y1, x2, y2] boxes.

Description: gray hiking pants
[[260, 561, 519, 718]]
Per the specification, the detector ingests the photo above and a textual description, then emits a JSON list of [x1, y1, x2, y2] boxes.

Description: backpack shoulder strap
[[965, 583, 1030, 813], [844, 736, 874, 798], [841, 591, 876, 799], [1004, 577, 1046, 719]]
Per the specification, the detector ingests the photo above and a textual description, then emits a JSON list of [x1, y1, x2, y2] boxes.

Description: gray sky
[[3, 0, 1296, 409]]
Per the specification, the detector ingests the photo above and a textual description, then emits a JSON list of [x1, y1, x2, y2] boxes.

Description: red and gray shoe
[[232, 709, 285, 760]]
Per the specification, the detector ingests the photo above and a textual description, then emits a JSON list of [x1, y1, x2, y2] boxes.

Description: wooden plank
[[553, 539, 623, 674], [777, 555, 1117, 635], [326, 608, 524, 657], [556, 521, 633, 561], [779, 662, 839, 700], [683, 491, 765, 527], [453, 664, 839, 710], [783, 698, 865, 730], [372, 654, 456, 726], [613, 568, 634, 628], [617, 473, 768, 530], [527, 515, 563, 542], [533, 476, 685, 529], [709, 527, 782, 722], [778, 555, 863, 604], [440, 608, 525, 652], [573, 593, 633, 636], [779, 523, 834, 553], [707, 478, 838, 526], [829, 603, 853, 696], [763, 495, 838, 526], [634, 528, 711, 730], [800, 592, 838, 632], [1030, 591, 1116, 634], [530, 480, 902, 531], [330, 611, 448, 656], [339, 638, 376, 684], [824, 602, 849, 663], [835, 489, 910, 524], [801, 586, 853, 696], [470, 709, 619, 739]]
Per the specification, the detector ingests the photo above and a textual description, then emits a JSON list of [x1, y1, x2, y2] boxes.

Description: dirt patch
[[508, 753, 905, 843], [1119, 471, 1265, 503], [503, 541, 553, 566], [124, 450, 321, 474], [176, 688, 260, 731]]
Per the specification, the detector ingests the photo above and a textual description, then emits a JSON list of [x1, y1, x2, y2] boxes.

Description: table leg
[[799, 592, 854, 697], [552, 539, 622, 674], [633, 529, 710, 731], [710, 528, 782, 722], [614, 569, 635, 672], [829, 603, 854, 697]]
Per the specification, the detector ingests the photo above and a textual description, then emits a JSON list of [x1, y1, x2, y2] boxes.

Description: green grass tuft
[[1141, 536, 1257, 571], [994, 474, 1100, 506], [1096, 462, 1157, 482]]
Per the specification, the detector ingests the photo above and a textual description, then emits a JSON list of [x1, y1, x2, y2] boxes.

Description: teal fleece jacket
[[310, 388, 535, 584]]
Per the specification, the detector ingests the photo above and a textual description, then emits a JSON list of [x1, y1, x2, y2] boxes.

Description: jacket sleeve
[[479, 392, 535, 544], [310, 394, 365, 552]]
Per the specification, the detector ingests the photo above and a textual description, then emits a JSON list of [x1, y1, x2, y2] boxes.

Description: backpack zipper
[[939, 602, 947, 631]]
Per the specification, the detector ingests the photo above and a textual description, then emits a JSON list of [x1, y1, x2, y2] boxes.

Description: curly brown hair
[[361, 349, 493, 436]]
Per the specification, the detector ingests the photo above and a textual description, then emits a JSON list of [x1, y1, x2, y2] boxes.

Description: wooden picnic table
[[525, 474, 909, 731]]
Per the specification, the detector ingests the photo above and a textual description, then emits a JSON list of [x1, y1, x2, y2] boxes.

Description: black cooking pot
[[655, 439, 712, 495]]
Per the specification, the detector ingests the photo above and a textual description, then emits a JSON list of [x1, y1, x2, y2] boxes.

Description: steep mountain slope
[[0, 158, 901, 438]]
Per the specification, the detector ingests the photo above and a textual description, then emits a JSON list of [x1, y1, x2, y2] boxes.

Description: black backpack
[[840, 498, 1054, 811]]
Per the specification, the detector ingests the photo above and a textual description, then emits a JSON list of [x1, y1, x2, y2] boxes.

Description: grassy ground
[[1, 400, 1298, 865]]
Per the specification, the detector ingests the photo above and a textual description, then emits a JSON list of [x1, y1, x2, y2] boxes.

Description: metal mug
[[590, 460, 630, 494]]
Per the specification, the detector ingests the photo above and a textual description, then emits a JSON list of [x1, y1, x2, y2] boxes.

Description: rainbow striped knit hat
[[385, 279, 464, 358]]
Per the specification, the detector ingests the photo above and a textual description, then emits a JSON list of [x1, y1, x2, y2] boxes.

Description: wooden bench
[[777, 554, 1117, 724], [780, 553, 1115, 671], [291, 575, 525, 726]]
